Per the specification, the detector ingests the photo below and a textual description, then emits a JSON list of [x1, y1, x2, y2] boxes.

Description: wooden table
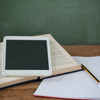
[[0, 45, 100, 100]]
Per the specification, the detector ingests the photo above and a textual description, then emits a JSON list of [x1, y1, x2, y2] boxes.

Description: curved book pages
[[0, 34, 81, 88], [38, 34, 81, 78]]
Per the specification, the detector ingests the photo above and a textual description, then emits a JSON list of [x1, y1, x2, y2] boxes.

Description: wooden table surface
[[0, 45, 100, 100]]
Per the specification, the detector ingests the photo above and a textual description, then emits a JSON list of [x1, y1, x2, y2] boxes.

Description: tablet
[[2, 36, 52, 76]]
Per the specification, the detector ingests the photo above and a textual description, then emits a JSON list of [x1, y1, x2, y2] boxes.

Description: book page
[[0, 43, 4, 78], [39, 34, 80, 70]]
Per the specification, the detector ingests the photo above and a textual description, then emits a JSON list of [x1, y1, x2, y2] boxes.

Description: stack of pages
[[34, 56, 100, 99]]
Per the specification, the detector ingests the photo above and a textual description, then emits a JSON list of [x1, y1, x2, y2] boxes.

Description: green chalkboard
[[0, 0, 100, 45]]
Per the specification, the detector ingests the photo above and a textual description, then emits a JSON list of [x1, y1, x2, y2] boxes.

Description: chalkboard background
[[0, 0, 100, 45]]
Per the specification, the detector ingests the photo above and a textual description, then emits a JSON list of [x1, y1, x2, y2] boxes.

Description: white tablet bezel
[[2, 36, 52, 76]]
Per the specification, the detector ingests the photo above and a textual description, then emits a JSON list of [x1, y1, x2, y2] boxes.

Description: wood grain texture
[[63, 45, 100, 56], [0, 45, 100, 100]]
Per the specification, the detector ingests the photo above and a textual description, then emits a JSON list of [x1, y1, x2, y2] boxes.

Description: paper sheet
[[34, 56, 100, 99], [73, 56, 100, 80]]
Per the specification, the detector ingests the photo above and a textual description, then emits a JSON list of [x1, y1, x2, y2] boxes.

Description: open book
[[0, 34, 81, 88]]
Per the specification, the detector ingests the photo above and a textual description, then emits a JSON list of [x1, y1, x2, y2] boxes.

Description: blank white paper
[[34, 56, 100, 99]]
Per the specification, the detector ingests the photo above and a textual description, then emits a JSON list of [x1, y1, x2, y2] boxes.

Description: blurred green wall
[[0, 0, 100, 45]]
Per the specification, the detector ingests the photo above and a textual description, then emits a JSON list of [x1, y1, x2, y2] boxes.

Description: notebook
[[34, 56, 100, 99]]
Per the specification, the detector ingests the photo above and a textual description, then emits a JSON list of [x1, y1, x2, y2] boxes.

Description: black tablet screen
[[6, 40, 49, 70]]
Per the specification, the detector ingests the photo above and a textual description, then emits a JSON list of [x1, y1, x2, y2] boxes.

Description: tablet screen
[[6, 40, 49, 70]]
